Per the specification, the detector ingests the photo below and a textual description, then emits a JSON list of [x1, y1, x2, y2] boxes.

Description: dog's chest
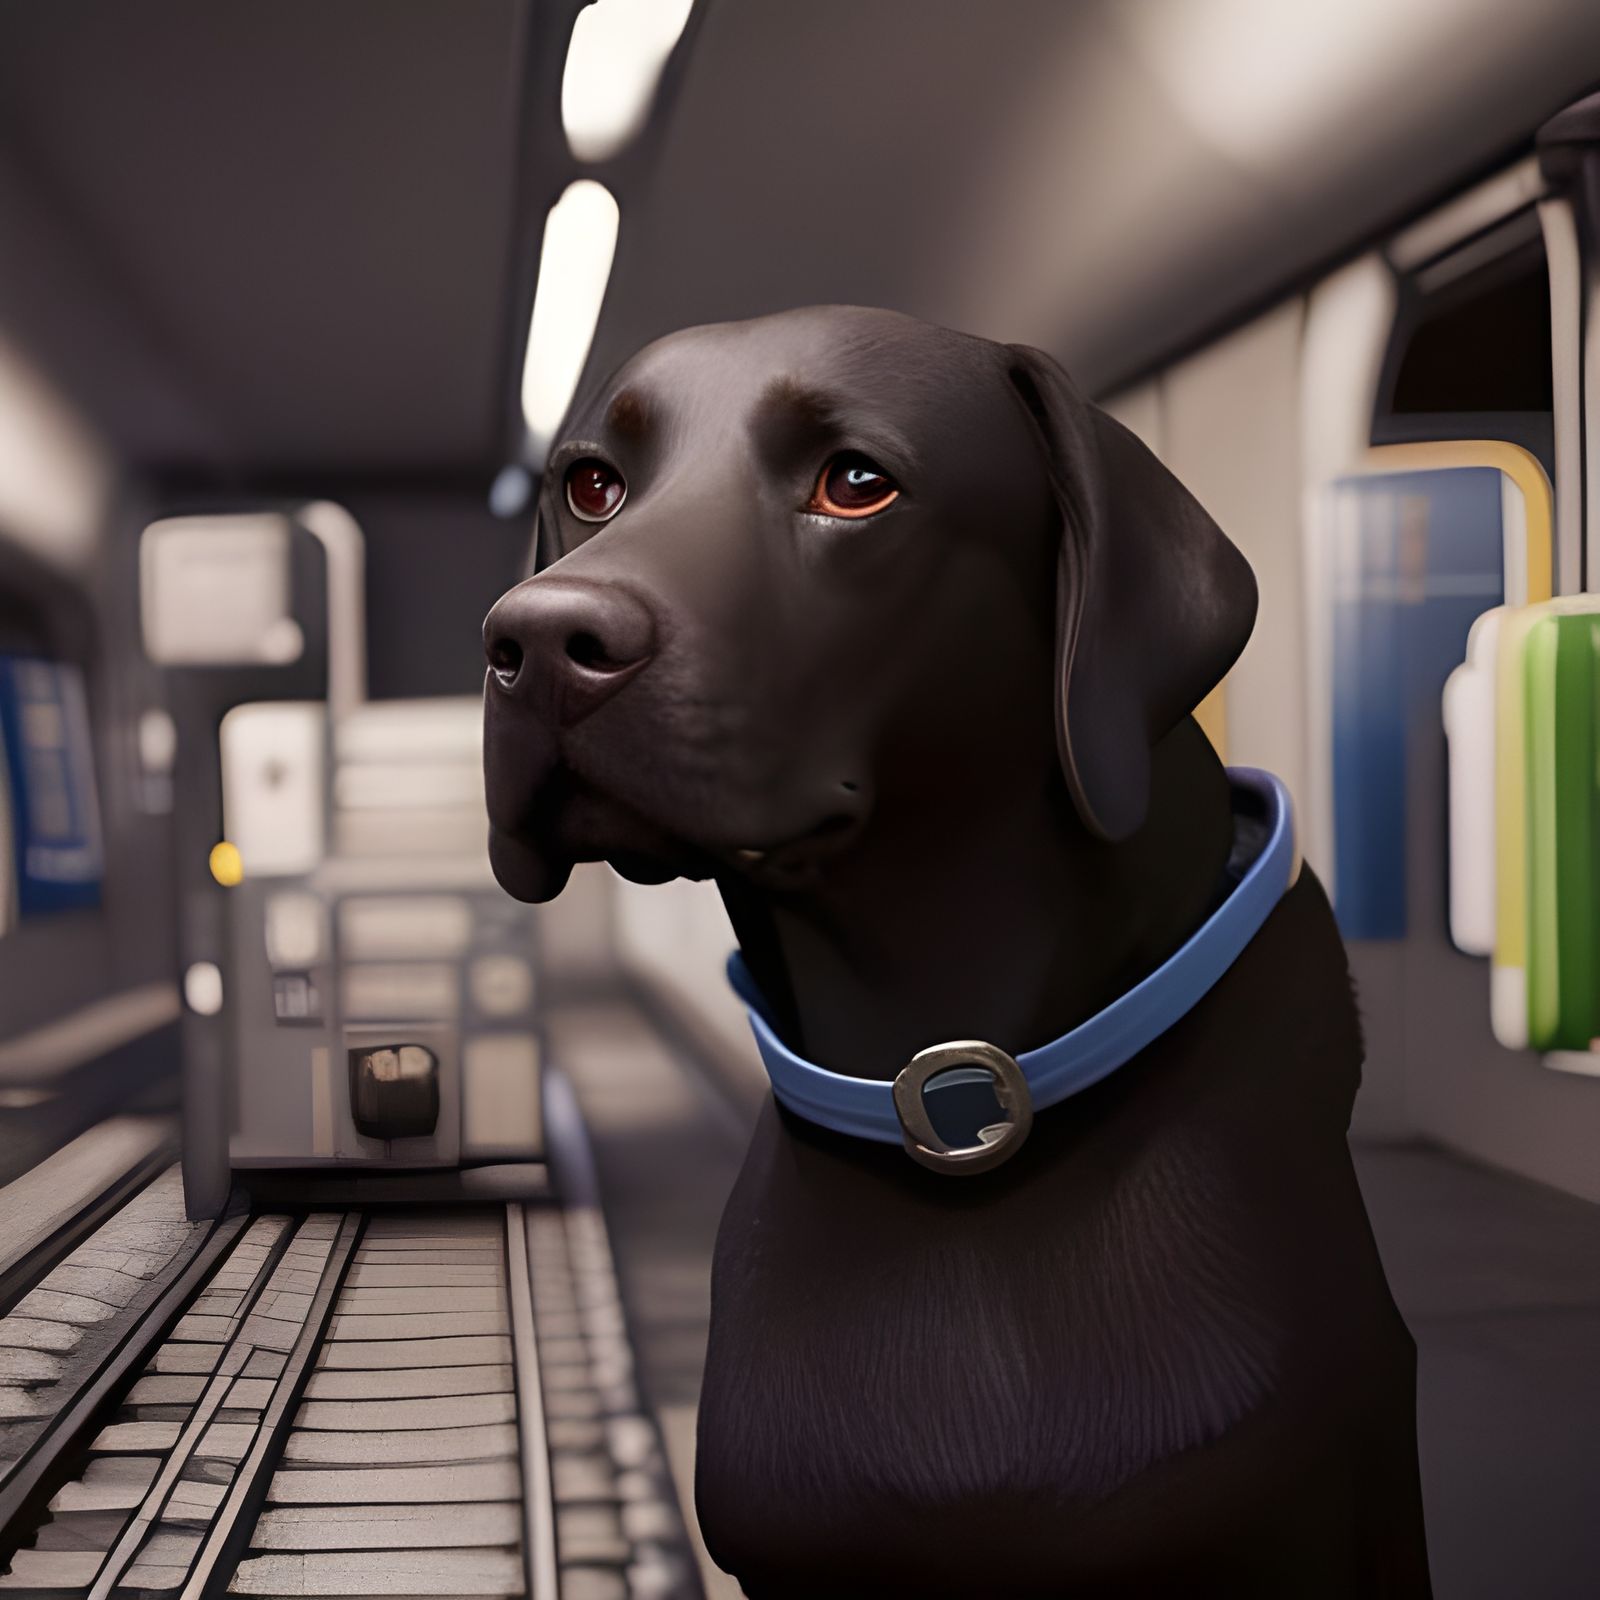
[[694, 1104, 1287, 1580]]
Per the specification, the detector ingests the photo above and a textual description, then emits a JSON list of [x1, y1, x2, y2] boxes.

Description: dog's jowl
[[483, 307, 1431, 1597]]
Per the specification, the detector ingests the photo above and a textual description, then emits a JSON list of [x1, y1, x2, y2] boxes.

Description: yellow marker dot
[[209, 841, 243, 887]]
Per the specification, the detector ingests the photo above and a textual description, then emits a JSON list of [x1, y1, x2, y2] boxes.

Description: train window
[[1375, 213, 1554, 470], [1389, 235, 1552, 414]]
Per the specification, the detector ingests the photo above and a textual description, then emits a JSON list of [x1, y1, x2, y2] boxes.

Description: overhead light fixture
[[520, 179, 621, 451], [561, 0, 695, 165]]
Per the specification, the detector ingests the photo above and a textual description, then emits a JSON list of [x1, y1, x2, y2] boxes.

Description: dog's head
[[483, 306, 1255, 902]]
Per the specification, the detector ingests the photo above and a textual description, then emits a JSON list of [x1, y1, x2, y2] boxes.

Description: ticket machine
[[141, 505, 543, 1217]]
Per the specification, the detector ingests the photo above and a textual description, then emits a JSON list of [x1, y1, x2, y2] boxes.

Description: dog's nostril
[[487, 637, 523, 680], [566, 630, 618, 672]]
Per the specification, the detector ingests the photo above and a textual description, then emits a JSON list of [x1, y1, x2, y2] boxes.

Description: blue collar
[[727, 768, 1297, 1174]]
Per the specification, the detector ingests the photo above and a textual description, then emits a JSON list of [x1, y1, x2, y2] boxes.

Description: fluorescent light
[[561, 0, 695, 164], [520, 179, 621, 449]]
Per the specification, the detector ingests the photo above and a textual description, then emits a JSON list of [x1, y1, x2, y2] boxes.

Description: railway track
[[0, 1180, 699, 1600]]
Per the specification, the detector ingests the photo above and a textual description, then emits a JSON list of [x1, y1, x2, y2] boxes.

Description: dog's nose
[[483, 578, 657, 725]]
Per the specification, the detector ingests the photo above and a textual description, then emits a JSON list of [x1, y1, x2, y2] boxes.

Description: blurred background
[[1, 3, 1600, 1596]]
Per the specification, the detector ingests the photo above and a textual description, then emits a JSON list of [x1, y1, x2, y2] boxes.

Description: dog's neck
[[717, 720, 1236, 1081]]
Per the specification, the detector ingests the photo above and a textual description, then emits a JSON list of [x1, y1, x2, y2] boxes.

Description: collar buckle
[[892, 1041, 1033, 1175]]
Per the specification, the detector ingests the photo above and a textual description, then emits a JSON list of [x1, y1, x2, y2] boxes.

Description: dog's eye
[[809, 452, 900, 519], [565, 458, 627, 522]]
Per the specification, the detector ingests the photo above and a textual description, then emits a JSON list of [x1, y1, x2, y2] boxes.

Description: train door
[[1300, 159, 1600, 1188]]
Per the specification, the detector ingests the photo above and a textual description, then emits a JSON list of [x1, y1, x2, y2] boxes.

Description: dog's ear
[[1004, 344, 1257, 842]]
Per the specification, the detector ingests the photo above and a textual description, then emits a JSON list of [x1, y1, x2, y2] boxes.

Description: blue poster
[[0, 656, 103, 915], [1327, 468, 1506, 940]]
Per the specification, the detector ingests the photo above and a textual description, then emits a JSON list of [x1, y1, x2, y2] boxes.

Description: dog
[[482, 306, 1431, 1597]]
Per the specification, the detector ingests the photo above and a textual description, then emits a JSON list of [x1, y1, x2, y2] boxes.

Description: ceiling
[[0, 0, 540, 479], [589, 0, 1600, 396], [4, 0, 1600, 490]]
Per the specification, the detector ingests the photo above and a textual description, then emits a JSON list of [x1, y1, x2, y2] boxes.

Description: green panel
[[1523, 614, 1600, 1051]]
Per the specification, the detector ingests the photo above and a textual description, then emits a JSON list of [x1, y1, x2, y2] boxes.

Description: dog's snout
[[484, 579, 657, 725]]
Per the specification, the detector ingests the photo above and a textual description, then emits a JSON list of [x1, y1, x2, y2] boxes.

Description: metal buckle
[[892, 1040, 1033, 1175]]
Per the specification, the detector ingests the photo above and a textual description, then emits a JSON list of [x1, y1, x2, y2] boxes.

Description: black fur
[[482, 306, 1431, 1595], [697, 870, 1429, 1597]]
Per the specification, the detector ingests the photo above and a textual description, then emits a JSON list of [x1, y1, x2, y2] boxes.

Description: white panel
[[613, 876, 753, 1072], [334, 762, 482, 811], [335, 697, 482, 763], [140, 516, 302, 666], [339, 895, 473, 960], [1441, 608, 1501, 957], [539, 862, 617, 987], [1300, 256, 1397, 489], [265, 892, 327, 968], [1300, 256, 1399, 880], [1162, 299, 1308, 820], [461, 1035, 541, 1160], [220, 702, 326, 877], [333, 807, 486, 860], [469, 956, 534, 1017], [342, 963, 459, 1021]]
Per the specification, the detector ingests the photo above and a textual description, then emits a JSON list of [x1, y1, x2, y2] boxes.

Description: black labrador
[[482, 306, 1430, 1597]]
